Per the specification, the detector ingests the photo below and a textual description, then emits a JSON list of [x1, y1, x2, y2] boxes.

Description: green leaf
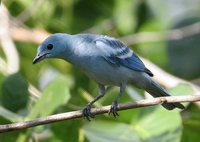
[[16, 133, 28, 142], [114, 0, 138, 34], [168, 83, 194, 96], [182, 122, 200, 142], [0, 73, 4, 97], [181, 104, 200, 142], [182, 120, 200, 142], [28, 75, 71, 119], [133, 107, 182, 142], [51, 120, 81, 142], [83, 120, 141, 142], [0, 129, 21, 142], [1, 73, 29, 112], [137, 20, 168, 70]]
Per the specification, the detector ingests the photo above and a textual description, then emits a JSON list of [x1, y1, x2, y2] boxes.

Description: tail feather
[[146, 80, 185, 110]]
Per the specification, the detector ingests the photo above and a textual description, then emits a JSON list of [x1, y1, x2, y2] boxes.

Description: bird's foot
[[82, 104, 95, 121], [108, 101, 119, 117]]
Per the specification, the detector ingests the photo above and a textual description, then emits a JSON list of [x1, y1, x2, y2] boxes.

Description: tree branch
[[120, 21, 200, 45], [0, 95, 200, 133], [9, 21, 200, 45]]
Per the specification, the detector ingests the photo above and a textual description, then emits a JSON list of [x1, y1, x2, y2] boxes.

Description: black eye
[[47, 44, 53, 50]]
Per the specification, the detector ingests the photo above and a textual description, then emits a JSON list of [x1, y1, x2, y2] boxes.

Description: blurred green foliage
[[0, 0, 200, 141], [1, 73, 29, 112]]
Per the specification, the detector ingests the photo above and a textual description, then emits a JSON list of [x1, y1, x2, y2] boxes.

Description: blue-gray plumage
[[33, 33, 184, 120]]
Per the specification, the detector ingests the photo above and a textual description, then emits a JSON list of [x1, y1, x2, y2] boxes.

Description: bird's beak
[[33, 52, 49, 64]]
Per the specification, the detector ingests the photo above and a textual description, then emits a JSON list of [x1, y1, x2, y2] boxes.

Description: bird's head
[[33, 33, 71, 64]]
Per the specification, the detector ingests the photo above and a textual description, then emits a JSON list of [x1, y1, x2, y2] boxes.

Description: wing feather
[[94, 35, 153, 76]]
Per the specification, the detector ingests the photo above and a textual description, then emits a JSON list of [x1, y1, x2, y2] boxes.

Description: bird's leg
[[109, 83, 126, 117], [82, 84, 106, 121]]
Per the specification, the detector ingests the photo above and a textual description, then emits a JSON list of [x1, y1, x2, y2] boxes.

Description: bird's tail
[[145, 80, 185, 110]]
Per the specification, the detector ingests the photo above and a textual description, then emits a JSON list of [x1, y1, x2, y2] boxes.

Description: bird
[[33, 33, 185, 120]]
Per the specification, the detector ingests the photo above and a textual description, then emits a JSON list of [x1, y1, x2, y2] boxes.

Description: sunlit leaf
[[83, 120, 141, 142], [28, 75, 71, 119], [168, 83, 194, 108], [114, 0, 138, 34], [169, 83, 194, 96], [137, 21, 168, 70], [133, 107, 182, 142]]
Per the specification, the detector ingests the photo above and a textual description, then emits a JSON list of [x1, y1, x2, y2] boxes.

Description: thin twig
[[9, 21, 200, 45], [120, 22, 200, 45], [0, 95, 200, 133], [10, 27, 50, 44]]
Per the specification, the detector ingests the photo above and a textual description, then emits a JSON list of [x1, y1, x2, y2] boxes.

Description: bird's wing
[[94, 35, 153, 76]]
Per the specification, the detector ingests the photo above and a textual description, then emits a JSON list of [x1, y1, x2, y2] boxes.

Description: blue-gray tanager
[[33, 33, 184, 120]]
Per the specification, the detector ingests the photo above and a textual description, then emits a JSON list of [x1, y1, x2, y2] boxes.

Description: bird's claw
[[108, 101, 119, 117], [82, 104, 95, 121]]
